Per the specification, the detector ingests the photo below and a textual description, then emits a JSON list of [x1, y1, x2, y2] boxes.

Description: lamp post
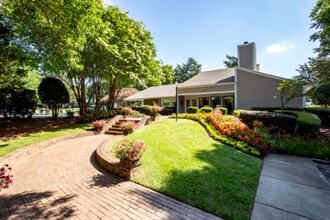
[[174, 82, 179, 122]]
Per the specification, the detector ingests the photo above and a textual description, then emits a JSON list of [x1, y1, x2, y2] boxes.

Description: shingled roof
[[125, 84, 176, 101], [179, 68, 235, 87]]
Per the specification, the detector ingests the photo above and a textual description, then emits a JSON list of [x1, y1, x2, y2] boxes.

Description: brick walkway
[[0, 135, 221, 220]]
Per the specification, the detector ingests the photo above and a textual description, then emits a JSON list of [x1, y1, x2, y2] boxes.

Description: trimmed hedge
[[215, 107, 228, 115], [132, 105, 152, 115], [187, 106, 199, 114], [251, 107, 303, 112], [160, 107, 175, 115], [234, 110, 297, 134], [199, 106, 213, 113], [275, 110, 321, 135], [305, 107, 330, 126]]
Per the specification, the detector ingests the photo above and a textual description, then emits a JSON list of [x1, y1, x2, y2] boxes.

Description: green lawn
[[0, 123, 92, 157], [113, 119, 262, 220]]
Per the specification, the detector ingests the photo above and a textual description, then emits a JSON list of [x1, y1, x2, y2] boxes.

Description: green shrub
[[275, 110, 321, 135], [169, 113, 203, 121], [305, 107, 330, 126], [251, 107, 303, 112], [187, 106, 199, 113], [133, 105, 152, 115], [66, 111, 74, 118], [160, 107, 174, 115], [215, 107, 228, 115], [199, 106, 213, 113], [234, 110, 297, 134]]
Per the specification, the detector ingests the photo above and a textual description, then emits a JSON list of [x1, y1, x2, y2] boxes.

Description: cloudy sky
[[104, 0, 318, 78]]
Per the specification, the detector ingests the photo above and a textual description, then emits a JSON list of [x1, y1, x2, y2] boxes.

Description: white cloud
[[201, 64, 209, 71], [103, 0, 119, 6], [266, 42, 294, 54]]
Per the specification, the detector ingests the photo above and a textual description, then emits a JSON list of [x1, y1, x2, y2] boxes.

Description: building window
[[163, 99, 175, 107], [211, 96, 221, 108], [186, 100, 191, 108], [192, 99, 197, 107], [198, 97, 209, 108], [223, 96, 234, 113]]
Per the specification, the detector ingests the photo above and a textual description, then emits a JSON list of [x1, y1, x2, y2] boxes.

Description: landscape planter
[[118, 159, 141, 180]]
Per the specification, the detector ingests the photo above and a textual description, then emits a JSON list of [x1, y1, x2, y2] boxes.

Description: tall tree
[[38, 77, 70, 119], [174, 57, 201, 83], [2, 0, 106, 116], [101, 7, 161, 110], [223, 55, 238, 68], [161, 64, 175, 85]]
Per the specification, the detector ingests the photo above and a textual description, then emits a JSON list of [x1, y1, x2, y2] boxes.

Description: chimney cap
[[244, 41, 248, 44]]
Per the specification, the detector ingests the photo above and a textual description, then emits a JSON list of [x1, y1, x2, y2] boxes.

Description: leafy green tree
[[277, 80, 304, 110], [11, 89, 38, 118], [175, 57, 201, 83], [312, 83, 330, 107], [310, 0, 330, 57], [223, 55, 238, 68], [161, 64, 175, 85], [38, 77, 70, 119], [2, 0, 105, 116], [101, 7, 161, 110]]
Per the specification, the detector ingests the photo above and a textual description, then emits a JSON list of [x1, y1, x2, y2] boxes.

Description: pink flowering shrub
[[0, 164, 13, 190], [91, 120, 107, 129], [119, 121, 137, 135], [121, 107, 133, 116], [114, 139, 147, 160], [150, 106, 163, 116]]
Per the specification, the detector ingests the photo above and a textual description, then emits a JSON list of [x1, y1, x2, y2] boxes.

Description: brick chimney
[[237, 42, 256, 70]]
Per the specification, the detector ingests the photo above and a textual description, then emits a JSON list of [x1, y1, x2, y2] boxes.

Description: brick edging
[[0, 131, 94, 165]]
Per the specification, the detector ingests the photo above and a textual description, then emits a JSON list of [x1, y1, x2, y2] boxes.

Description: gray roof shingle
[[179, 68, 235, 87], [125, 84, 176, 101]]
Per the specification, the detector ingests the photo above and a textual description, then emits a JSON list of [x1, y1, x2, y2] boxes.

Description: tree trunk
[[107, 78, 117, 111]]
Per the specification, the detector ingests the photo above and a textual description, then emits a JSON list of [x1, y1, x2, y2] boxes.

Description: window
[[198, 97, 209, 108], [163, 99, 175, 107], [211, 96, 221, 108], [192, 99, 197, 107], [186, 100, 191, 108], [223, 96, 234, 113]]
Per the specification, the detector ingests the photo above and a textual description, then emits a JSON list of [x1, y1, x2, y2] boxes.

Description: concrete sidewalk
[[251, 154, 330, 220]]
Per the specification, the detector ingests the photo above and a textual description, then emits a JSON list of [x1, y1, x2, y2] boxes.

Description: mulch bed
[[0, 117, 79, 142]]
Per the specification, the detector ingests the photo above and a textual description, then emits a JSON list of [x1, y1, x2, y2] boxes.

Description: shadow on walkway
[[0, 191, 76, 219]]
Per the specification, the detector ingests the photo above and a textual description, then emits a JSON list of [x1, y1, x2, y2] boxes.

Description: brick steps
[[106, 118, 141, 136]]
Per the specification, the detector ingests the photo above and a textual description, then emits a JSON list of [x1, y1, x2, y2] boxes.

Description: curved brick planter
[[96, 139, 141, 180]]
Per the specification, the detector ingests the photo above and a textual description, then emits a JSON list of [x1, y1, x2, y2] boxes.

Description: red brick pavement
[[0, 135, 222, 220]]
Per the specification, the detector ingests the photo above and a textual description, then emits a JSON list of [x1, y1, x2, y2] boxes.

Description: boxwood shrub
[[160, 107, 175, 115], [305, 107, 330, 126], [275, 110, 321, 135], [199, 106, 213, 113], [132, 105, 152, 115], [187, 106, 199, 114], [234, 110, 297, 134], [215, 107, 228, 115]]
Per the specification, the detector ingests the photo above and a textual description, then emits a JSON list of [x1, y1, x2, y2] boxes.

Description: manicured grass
[[114, 119, 262, 220], [0, 123, 92, 157]]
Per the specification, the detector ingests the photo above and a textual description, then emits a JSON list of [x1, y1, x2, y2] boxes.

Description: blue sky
[[104, 0, 318, 78]]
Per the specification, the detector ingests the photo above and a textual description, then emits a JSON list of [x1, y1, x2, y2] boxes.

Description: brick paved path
[[0, 135, 221, 220]]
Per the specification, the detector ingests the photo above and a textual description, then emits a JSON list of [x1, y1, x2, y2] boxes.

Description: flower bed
[[0, 164, 13, 190], [91, 120, 107, 132], [114, 139, 147, 160], [205, 112, 269, 156], [119, 121, 137, 135]]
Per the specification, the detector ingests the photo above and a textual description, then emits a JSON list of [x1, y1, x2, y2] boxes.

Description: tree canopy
[[223, 55, 238, 68], [174, 57, 201, 83], [38, 77, 70, 119]]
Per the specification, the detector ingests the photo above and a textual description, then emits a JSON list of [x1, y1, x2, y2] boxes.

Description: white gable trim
[[234, 68, 238, 110], [178, 82, 234, 89], [179, 90, 235, 96], [236, 67, 287, 81]]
